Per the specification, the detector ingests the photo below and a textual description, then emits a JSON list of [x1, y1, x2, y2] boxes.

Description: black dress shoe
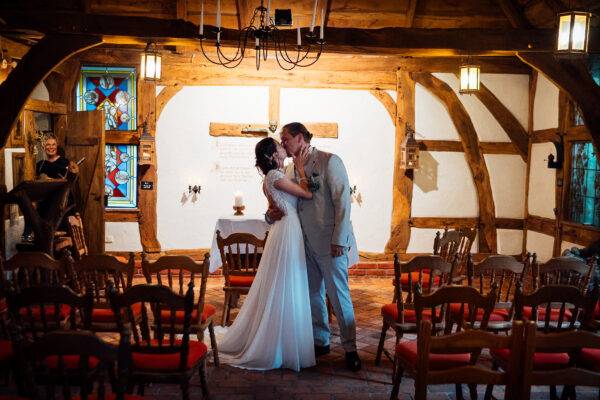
[[314, 344, 330, 357], [345, 351, 361, 371]]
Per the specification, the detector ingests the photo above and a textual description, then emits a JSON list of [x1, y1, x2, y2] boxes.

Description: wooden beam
[[369, 89, 395, 123], [23, 99, 67, 114], [1, 36, 30, 59], [527, 215, 556, 236], [531, 127, 561, 143], [106, 210, 139, 222], [496, 217, 524, 230], [560, 221, 600, 247], [473, 81, 529, 161], [479, 142, 520, 154], [410, 217, 479, 229], [541, 0, 565, 13], [497, 0, 530, 28], [0, 34, 102, 149], [269, 86, 280, 127], [417, 140, 519, 154], [413, 72, 497, 253], [404, 0, 417, 28], [398, 56, 530, 74], [385, 70, 414, 253], [235, 0, 253, 31], [517, 52, 600, 161], [522, 70, 537, 257], [209, 122, 338, 138], [156, 85, 183, 121]]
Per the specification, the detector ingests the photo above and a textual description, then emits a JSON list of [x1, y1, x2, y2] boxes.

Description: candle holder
[[233, 205, 245, 216]]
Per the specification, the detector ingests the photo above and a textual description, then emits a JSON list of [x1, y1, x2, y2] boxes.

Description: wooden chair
[[532, 254, 597, 293], [433, 227, 476, 273], [216, 230, 267, 326], [142, 253, 218, 366], [109, 283, 209, 400], [391, 284, 498, 400], [70, 253, 137, 332], [485, 282, 599, 400], [460, 253, 531, 332], [66, 212, 88, 261], [12, 328, 142, 400], [521, 321, 600, 400], [375, 254, 459, 365], [1, 252, 71, 291]]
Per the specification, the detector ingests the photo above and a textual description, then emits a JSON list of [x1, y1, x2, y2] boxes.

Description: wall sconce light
[[547, 138, 564, 169], [188, 185, 201, 194], [350, 185, 362, 207], [140, 42, 162, 81], [459, 63, 480, 94], [138, 120, 156, 165], [556, 10, 592, 58], [401, 123, 420, 169]]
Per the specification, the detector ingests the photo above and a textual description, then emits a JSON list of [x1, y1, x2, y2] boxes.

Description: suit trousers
[[305, 240, 357, 353]]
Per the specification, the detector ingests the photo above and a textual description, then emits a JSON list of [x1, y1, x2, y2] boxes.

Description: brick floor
[[1, 276, 598, 399]]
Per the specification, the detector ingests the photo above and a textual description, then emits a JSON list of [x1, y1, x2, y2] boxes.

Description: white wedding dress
[[218, 168, 316, 371]]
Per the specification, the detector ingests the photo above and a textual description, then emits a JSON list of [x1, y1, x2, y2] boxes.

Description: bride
[[218, 137, 316, 371]]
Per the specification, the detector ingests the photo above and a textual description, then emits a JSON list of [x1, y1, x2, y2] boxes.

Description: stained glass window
[[573, 56, 600, 126], [570, 142, 600, 227], [105, 144, 138, 209], [76, 66, 137, 131]]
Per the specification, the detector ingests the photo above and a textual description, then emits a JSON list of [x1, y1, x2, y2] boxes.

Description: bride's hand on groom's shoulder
[[292, 144, 310, 168]]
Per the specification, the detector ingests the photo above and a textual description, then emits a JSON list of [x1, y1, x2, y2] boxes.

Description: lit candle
[[320, 8, 324, 40], [297, 18, 301, 47], [266, 0, 271, 24], [216, 0, 221, 29], [199, 2, 204, 35], [310, 0, 318, 33], [234, 192, 244, 207]]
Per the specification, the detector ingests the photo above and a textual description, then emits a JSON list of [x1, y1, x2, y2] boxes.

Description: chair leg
[[181, 379, 190, 400], [221, 292, 231, 327], [415, 377, 427, 400], [375, 321, 389, 366], [483, 361, 499, 400], [209, 321, 220, 367], [199, 361, 210, 399], [468, 383, 477, 400], [550, 385, 557, 400], [137, 382, 145, 396], [456, 383, 464, 400], [390, 355, 403, 400]]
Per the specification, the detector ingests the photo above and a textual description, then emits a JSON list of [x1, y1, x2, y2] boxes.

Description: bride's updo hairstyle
[[255, 137, 279, 176], [282, 122, 313, 143]]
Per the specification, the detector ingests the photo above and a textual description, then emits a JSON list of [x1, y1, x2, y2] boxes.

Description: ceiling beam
[[405, 0, 417, 28], [235, 0, 253, 31], [2, 11, 598, 56], [541, 0, 565, 13], [497, 0, 530, 28]]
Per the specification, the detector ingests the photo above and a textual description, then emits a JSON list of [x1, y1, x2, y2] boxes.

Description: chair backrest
[[514, 281, 599, 333], [142, 254, 210, 318], [417, 319, 523, 399], [13, 328, 131, 400], [216, 230, 268, 286], [109, 282, 195, 366], [70, 253, 135, 302], [1, 252, 69, 291], [414, 284, 498, 334], [7, 285, 93, 340], [532, 254, 597, 292], [521, 321, 600, 400], [67, 212, 88, 261], [433, 228, 476, 269], [467, 253, 530, 315]]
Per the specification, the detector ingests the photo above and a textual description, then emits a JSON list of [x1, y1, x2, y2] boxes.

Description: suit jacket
[[285, 147, 355, 256]]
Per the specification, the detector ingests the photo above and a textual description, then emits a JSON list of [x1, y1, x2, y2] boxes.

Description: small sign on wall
[[141, 181, 153, 190]]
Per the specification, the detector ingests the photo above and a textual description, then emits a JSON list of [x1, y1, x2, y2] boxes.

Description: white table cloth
[[208, 214, 359, 272]]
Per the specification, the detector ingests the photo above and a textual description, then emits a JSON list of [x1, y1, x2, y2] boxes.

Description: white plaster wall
[[31, 83, 49, 101], [480, 74, 529, 130], [526, 231, 554, 262], [484, 154, 526, 218], [105, 222, 143, 252], [415, 84, 460, 140], [528, 143, 556, 218], [533, 74, 559, 131], [497, 229, 523, 255]]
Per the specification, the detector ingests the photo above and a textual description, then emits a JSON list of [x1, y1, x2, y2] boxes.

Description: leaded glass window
[[573, 55, 600, 126], [76, 66, 137, 131], [570, 142, 600, 226], [105, 144, 138, 209]]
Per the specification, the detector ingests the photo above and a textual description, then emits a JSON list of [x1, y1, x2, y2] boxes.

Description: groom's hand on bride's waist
[[331, 245, 345, 258]]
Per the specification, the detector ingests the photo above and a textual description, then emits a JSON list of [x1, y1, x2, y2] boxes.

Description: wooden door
[[63, 110, 105, 254]]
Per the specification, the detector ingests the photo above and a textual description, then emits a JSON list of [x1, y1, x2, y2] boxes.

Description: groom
[[267, 122, 361, 372]]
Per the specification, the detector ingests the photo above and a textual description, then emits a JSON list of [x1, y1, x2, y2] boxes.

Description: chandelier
[[198, 0, 325, 70]]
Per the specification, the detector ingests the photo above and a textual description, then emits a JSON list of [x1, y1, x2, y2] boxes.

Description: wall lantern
[[140, 42, 162, 81], [556, 11, 592, 58], [139, 121, 156, 165], [401, 123, 419, 170], [459, 64, 480, 94]]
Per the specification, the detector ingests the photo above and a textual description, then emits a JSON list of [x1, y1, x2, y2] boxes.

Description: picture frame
[[11, 114, 24, 146]]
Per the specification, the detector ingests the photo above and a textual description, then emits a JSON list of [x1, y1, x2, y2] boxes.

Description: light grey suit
[[284, 147, 357, 352]]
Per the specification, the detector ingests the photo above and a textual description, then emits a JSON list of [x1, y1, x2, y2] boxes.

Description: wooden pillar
[[522, 71, 537, 257], [385, 70, 415, 253]]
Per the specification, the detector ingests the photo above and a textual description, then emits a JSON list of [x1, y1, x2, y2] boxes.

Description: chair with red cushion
[[433, 228, 476, 274], [70, 253, 137, 333], [391, 284, 498, 400], [459, 253, 531, 332], [109, 282, 209, 400], [375, 254, 459, 365], [12, 326, 146, 400], [485, 281, 599, 399], [1, 252, 71, 291], [216, 230, 267, 326], [141, 253, 218, 366]]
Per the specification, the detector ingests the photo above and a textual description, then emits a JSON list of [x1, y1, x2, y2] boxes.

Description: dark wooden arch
[[413, 72, 498, 253]]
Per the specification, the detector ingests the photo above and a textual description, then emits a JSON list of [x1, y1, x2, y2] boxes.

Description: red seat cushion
[[43, 355, 99, 371], [579, 348, 600, 370], [491, 348, 570, 369], [0, 301, 7, 313], [395, 340, 470, 370], [522, 306, 573, 321], [73, 395, 147, 400], [381, 304, 432, 323], [229, 276, 254, 287], [92, 302, 143, 323], [448, 303, 509, 322], [0, 340, 12, 361], [132, 340, 207, 371], [593, 302, 600, 319], [159, 304, 217, 324], [392, 272, 440, 288], [19, 305, 71, 320]]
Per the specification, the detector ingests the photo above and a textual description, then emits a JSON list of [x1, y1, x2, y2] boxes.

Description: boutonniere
[[307, 173, 320, 192]]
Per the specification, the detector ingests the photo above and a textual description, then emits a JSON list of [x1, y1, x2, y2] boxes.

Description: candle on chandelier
[[320, 8, 324, 40], [297, 19, 301, 47], [310, 0, 318, 33], [216, 0, 221, 29], [199, 2, 204, 36], [266, 0, 271, 23], [234, 192, 244, 207]]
